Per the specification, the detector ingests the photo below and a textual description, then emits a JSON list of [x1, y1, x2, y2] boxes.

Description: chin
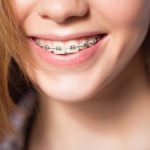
[[38, 83, 100, 103]]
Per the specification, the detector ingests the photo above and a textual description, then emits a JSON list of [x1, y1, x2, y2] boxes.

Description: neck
[[29, 51, 150, 150]]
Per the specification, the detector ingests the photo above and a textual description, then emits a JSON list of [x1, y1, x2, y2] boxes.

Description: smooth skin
[[12, 0, 150, 149]]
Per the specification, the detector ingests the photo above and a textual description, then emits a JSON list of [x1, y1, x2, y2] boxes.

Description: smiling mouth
[[32, 33, 107, 55], [28, 32, 108, 68]]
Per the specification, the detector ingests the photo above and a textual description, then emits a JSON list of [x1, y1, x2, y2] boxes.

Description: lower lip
[[28, 35, 107, 69]]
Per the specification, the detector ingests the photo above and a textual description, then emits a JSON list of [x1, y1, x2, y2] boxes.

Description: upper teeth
[[35, 35, 101, 54]]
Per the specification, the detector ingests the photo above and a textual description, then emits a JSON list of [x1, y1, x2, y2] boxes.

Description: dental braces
[[38, 39, 98, 51]]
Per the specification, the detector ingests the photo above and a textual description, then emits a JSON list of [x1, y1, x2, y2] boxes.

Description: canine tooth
[[45, 43, 53, 52], [65, 41, 80, 54], [44, 45, 51, 50]]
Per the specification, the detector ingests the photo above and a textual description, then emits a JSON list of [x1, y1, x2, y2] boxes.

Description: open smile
[[28, 32, 108, 69]]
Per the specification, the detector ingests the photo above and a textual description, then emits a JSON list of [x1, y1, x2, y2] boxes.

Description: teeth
[[52, 42, 65, 54], [44, 41, 53, 52], [36, 39, 45, 47], [35, 35, 101, 55], [79, 39, 89, 50], [87, 38, 97, 46], [65, 41, 80, 54], [44, 45, 51, 50]]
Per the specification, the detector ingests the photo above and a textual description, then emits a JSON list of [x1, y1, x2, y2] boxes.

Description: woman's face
[[12, 0, 150, 102]]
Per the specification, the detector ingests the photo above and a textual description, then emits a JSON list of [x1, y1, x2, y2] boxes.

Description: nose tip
[[38, 0, 89, 23]]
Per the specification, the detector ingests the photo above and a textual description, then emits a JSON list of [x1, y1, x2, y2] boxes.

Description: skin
[[11, 0, 150, 149]]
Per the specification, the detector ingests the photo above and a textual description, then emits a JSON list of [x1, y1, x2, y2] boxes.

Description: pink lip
[[28, 34, 107, 69], [31, 32, 106, 41]]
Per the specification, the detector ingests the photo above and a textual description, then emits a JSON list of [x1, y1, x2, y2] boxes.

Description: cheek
[[91, 0, 148, 27], [11, 0, 36, 22]]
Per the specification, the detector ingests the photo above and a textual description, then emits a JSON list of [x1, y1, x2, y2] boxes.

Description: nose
[[38, 0, 89, 23]]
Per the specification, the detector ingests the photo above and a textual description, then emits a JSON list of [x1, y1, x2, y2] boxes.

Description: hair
[[0, 0, 33, 141], [0, 0, 150, 142]]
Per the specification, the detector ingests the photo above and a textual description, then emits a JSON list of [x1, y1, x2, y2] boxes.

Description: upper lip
[[30, 32, 107, 41]]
